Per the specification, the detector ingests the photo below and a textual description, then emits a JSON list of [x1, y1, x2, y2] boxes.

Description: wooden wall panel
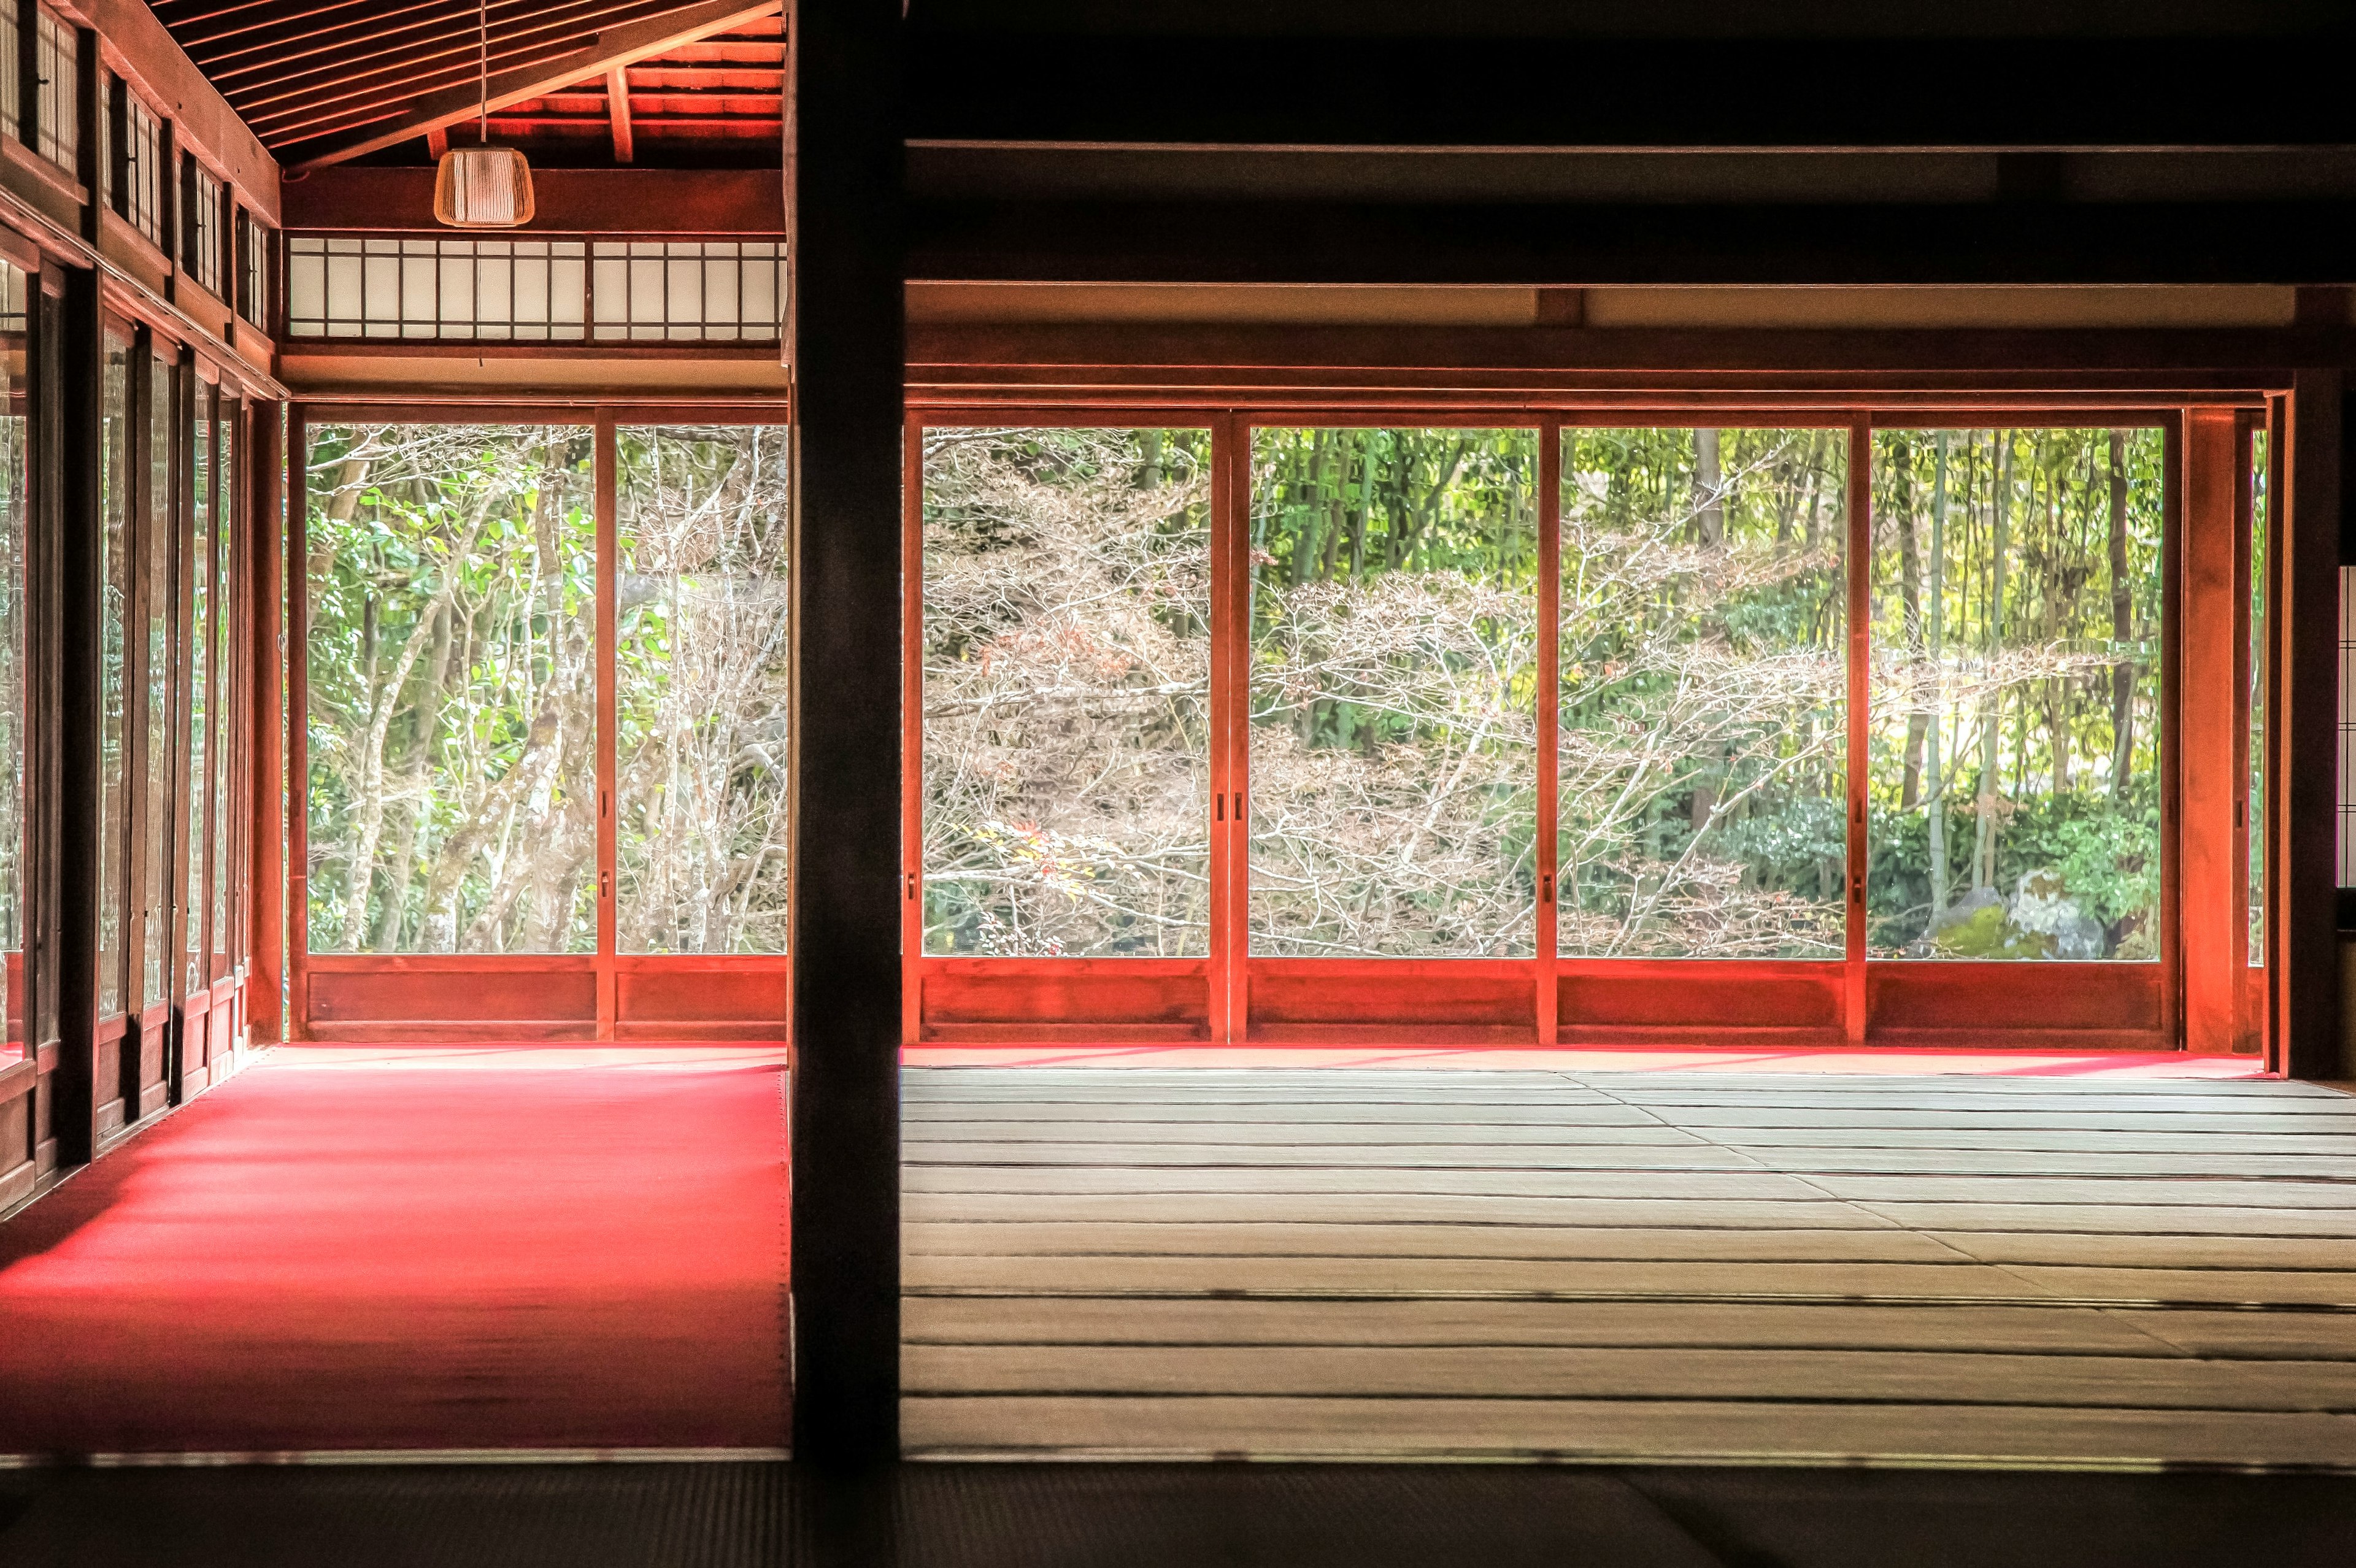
[[1868, 961, 2164, 1039], [306, 959, 598, 1029], [1247, 959, 1533, 1043], [921, 959, 1208, 1038], [1560, 961, 1843, 1035], [613, 960, 788, 1040]]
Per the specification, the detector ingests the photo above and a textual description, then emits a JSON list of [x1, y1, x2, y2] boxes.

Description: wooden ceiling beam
[[171, 0, 463, 60], [607, 67, 635, 163], [283, 0, 780, 166], [212, 0, 663, 96], [193, 0, 659, 74]]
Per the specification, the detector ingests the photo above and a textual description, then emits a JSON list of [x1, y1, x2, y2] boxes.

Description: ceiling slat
[[152, 0, 787, 159]]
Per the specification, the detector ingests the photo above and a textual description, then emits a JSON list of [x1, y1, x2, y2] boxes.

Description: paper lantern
[[434, 144, 535, 229]]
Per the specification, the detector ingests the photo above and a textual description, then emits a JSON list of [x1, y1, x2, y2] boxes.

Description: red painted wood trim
[[614, 963, 787, 1031], [2182, 409, 2244, 1054], [1212, 413, 1248, 1042], [1844, 418, 1871, 1043], [594, 412, 618, 1038], [901, 417, 925, 1045], [2158, 413, 2184, 1047], [2260, 393, 2290, 1072], [1868, 960, 2164, 1034], [1534, 418, 1560, 1045], [307, 964, 598, 1026], [304, 954, 598, 972], [2232, 413, 2258, 1055], [905, 322, 2310, 387], [923, 963, 1210, 1037], [284, 405, 308, 1038], [1561, 959, 1842, 1032], [246, 402, 283, 1040]]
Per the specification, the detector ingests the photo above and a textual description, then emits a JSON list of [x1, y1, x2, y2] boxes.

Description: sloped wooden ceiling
[[152, 0, 785, 167]]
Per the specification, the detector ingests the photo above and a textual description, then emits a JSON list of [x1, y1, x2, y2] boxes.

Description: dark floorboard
[[1, 1462, 2352, 1567]]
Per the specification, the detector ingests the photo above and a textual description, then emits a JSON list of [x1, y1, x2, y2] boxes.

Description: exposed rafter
[[606, 67, 636, 163], [284, 0, 778, 169]]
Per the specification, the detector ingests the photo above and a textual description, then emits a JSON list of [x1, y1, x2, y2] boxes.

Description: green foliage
[[305, 424, 598, 955], [1864, 427, 2166, 959]]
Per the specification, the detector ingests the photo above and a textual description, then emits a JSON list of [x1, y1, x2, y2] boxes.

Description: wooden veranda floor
[[902, 1066, 2356, 1467]]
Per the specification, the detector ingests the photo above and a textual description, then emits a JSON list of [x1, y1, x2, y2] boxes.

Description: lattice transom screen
[[285, 235, 785, 342]]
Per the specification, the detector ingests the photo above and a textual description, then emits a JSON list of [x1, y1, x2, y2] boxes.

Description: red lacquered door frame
[[1844, 418, 1873, 1044], [286, 404, 795, 1043], [1212, 412, 1249, 1042], [1534, 419, 1561, 1045], [895, 398, 2257, 1052]]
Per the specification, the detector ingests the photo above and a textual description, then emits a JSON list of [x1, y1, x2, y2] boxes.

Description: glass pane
[[614, 426, 791, 954], [141, 352, 171, 1006], [185, 390, 210, 996], [100, 342, 129, 1015], [0, 262, 23, 1059], [305, 423, 598, 954], [1867, 428, 2164, 960], [1558, 428, 1848, 958], [924, 427, 1213, 957], [212, 404, 234, 974], [1249, 426, 1539, 958]]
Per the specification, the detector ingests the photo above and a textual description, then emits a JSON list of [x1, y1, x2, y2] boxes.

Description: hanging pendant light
[[434, 0, 535, 228]]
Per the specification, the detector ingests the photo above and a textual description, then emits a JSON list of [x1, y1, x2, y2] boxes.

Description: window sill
[[0, 133, 86, 209]]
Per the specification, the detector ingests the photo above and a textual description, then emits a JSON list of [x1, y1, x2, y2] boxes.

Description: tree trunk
[[1925, 433, 1951, 921], [1976, 434, 2010, 892], [1693, 428, 1725, 547], [1319, 432, 1349, 580], [1293, 429, 1328, 586], [371, 601, 454, 950], [1891, 436, 1926, 807], [2042, 448, 2071, 796], [1347, 432, 1373, 581]]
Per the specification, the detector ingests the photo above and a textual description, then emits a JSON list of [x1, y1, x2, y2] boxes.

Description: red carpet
[[0, 1046, 789, 1458]]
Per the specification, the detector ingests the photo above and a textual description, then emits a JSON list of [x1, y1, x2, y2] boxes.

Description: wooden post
[[247, 402, 283, 1043], [52, 265, 102, 1166], [283, 407, 307, 1042], [1844, 420, 1871, 1043], [2284, 372, 2344, 1078], [595, 412, 617, 1038], [1535, 420, 1560, 1043], [899, 418, 923, 1047], [2182, 409, 2243, 1053], [787, 0, 904, 1466], [1209, 414, 1246, 1042]]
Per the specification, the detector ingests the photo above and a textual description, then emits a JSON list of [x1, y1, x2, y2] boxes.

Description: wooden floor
[[901, 1066, 2356, 1467]]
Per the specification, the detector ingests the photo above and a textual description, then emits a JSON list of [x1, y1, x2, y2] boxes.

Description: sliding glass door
[[293, 411, 791, 1040], [912, 409, 2258, 1053]]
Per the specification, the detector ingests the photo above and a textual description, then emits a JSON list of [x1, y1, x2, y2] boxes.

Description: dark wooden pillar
[[2284, 371, 2343, 1078], [787, 0, 904, 1464], [52, 265, 102, 1166]]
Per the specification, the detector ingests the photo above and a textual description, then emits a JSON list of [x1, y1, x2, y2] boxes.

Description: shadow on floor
[[1, 1461, 2352, 1567]]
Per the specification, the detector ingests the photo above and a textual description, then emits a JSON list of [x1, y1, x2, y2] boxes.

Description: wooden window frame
[[906, 397, 2273, 1059], [285, 400, 793, 1043]]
